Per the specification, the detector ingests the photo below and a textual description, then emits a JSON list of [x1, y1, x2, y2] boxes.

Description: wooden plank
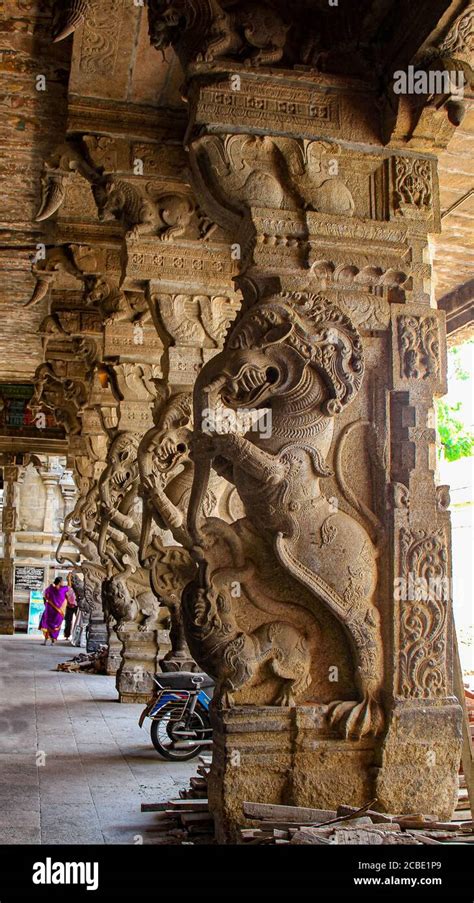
[[406, 833, 443, 845], [190, 777, 207, 789], [140, 802, 168, 812], [454, 624, 474, 816], [331, 828, 422, 845], [243, 801, 336, 824], [337, 805, 394, 824], [179, 812, 214, 825], [167, 799, 209, 811]]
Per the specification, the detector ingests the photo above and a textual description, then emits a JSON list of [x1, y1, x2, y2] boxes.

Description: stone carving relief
[[419, 4, 474, 82], [148, 0, 290, 67], [154, 293, 240, 349], [398, 528, 449, 699], [84, 277, 151, 327], [183, 289, 384, 738], [138, 391, 244, 670], [398, 315, 440, 380], [190, 134, 356, 231], [29, 362, 89, 434], [93, 177, 209, 242], [52, 0, 89, 43], [35, 142, 100, 223], [393, 157, 433, 217]]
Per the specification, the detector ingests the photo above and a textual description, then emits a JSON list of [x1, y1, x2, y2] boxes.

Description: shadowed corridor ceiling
[[0, 0, 472, 380]]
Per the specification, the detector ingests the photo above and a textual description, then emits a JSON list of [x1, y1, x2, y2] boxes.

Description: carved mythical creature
[[148, 0, 290, 67], [185, 290, 384, 738], [93, 177, 158, 239], [97, 432, 142, 562], [97, 432, 161, 632], [183, 582, 311, 706], [102, 575, 159, 632], [92, 176, 198, 242], [138, 392, 244, 670], [29, 363, 88, 435], [84, 277, 131, 324]]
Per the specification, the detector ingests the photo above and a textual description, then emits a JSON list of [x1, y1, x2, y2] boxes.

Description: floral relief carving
[[398, 528, 449, 699], [393, 157, 433, 216], [398, 315, 440, 380]]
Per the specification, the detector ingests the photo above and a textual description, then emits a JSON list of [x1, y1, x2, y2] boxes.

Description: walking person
[[39, 576, 68, 645], [63, 573, 77, 642]]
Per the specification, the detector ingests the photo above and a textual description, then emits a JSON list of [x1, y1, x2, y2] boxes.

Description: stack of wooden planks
[[239, 799, 474, 845], [56, 646, 108, 673], [140, 755, 214, 842]]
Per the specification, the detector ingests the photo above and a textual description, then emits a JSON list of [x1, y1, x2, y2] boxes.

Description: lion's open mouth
[[221, 364, 279, 407]]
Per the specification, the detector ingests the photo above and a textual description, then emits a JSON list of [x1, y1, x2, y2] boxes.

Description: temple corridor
[[0, 635, 195, 845]]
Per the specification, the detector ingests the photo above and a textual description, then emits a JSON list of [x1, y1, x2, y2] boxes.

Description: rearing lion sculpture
[[184, 290, 384, 739]]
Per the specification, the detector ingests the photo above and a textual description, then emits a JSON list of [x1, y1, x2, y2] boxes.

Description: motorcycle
[[139, 671, 214, 761]]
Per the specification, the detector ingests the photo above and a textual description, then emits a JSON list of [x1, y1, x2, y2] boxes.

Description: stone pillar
[[40, 470, 61, 534], [82, 566, 108, 653], [146, 0, 465, 837], [0, 464, 18, 634], [97, 368, 164, 702]]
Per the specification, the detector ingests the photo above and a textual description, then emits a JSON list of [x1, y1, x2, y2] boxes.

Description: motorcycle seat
[[154, 671, 215, 690]]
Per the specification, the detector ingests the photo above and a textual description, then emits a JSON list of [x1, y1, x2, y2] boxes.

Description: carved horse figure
[[185, 290, 384, 738]]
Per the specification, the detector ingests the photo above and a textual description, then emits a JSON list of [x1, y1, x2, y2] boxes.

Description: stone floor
[[0, 634, 196, 844]]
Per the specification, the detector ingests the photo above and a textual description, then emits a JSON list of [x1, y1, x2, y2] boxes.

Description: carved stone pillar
[[40, 470, 61, 534], [97, 367, 166, 702], [147, 0, 465, 838], [0, 464, 18, 634]]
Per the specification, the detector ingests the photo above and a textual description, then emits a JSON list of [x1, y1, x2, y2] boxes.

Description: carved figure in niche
[[84, 277, 130, 324], [185, 290, 384, 738]]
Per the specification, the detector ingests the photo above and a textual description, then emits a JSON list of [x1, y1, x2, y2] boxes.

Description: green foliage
[[450, 345, 470, 381], [436, 341, 473, 463], [437, 399, 474, 462]]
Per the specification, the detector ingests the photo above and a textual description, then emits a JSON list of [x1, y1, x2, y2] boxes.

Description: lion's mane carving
[[185, 290, 384, 739]]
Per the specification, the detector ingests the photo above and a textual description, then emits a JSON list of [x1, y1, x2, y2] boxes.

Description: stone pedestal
[[0, 561, 14, 636], [209, 706, 377, 843], [115, 623, 159, 703], [376, 699, 461, 819], [84, 572, 108, 653], [86, 615, 108, 653], [106, 620, 122, 675]]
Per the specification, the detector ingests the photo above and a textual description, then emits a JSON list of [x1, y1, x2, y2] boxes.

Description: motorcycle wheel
[[150, 703, 210, 761]]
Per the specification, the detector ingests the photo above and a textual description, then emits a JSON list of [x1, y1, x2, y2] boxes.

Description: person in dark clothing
[[63, 573, 77, 641]]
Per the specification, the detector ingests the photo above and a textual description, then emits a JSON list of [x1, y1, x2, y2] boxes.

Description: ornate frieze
[[397, 527, 449, 699], [126, 237, 238, 285]]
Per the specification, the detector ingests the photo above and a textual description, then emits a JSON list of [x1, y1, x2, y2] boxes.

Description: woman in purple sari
[[40, 577, 68, 645]]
